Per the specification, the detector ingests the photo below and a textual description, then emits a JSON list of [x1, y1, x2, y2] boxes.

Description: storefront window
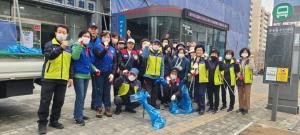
[[127, 17, 151, 46], [214, 29, 226, 56], [127, 16, 180, 46], [155, 17, 180, 41]]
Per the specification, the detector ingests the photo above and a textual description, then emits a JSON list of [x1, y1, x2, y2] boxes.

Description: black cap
[[89, 23, 98, 29], [176, 42, 186, 49]]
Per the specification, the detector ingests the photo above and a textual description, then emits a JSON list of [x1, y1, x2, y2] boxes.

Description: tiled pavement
[[0, 76, 299, 135]]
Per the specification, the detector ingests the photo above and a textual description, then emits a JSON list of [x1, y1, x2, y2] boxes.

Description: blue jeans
[[94, 73, 112, 108], [73, 78, 89, 121], [194, 82, 207, 111], [91, 75, 97, 109]]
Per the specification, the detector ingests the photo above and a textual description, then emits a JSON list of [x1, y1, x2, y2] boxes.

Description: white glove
[[178, 66, 183, 71], [171, 95, 176, 101], [108, 74, 114, 83], [219, 57, 223, 62], [166, 77, 171, 84], [123, 70, 129, 74], [191, 70, 195, 75]]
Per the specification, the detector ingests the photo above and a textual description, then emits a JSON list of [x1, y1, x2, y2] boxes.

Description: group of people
[[36, 24, 255, 134]]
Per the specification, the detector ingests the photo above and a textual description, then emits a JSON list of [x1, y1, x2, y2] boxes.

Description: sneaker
[[38, 123, 47, 134], [236, 108, 243, 113], [227, 107, 234, 112], [125, 108, 137, 113], [220, 106, 227, 110], [83, 116, 89, 120], [105, 107, 113, 117], [212, 108, 218, 114], [199, 110, 205, 115], [242, 110, 246, 115], [114, 109, 122, 115], [207, 108, 214, 112], [96, 107, 104, 118], [49, 122, 64, 129], [75, 120, 85, 126]]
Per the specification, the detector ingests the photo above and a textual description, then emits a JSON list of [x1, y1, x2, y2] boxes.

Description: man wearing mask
[[114, 39, 126, 96], [93, 31, 117, 118], [206, 49, 223, 114], [161, 38, 173, 80], [88, 24, 101, 111], [142, 39, 165, 108], [37, 25, 73, 134], [171, 48, 190, 84], [118, 38, 139, 75], [138, 39, 151, 88], [220, 50, 240, 112], [113, 68, 141, 114]]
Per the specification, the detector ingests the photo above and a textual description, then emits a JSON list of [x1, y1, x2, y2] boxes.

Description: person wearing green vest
[[113, 68, 141, 115], [190, 45, 209, 115], [206, 49, 223, 114], [142, 39, 165, 109], [220, 50, 240, 112], [236, 48, 254, 115], [37, 25, 73, 134]]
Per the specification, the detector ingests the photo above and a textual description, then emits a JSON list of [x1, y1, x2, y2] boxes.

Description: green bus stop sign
[[273, 3, 293, 21]]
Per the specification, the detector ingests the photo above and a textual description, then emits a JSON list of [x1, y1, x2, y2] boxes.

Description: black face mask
[[211, 56, 218, 61]]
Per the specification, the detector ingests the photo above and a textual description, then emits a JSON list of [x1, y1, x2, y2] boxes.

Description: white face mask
[[102, 37, 110, 43], [241, 53, 248, 58], [153, 45, 159, 51], [173, 44, 177, 48], [178, 53, 185, 58], [82, 37, 90, 45], [128, 75, 136, 81], [56, 33, 67, 41], [225, 55, 232, 60], [112, 38, 118, 44], [162, 42, 168, 47], [170, 74, 177, 80]]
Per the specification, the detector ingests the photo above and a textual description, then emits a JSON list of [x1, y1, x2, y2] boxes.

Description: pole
[[271, 84, 279, 121]]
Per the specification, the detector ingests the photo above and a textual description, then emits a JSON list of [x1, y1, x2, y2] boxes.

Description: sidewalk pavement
[[0, 76, 299, 135]]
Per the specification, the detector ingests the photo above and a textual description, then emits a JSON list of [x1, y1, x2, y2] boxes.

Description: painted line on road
[[233, 121, 254, 135]]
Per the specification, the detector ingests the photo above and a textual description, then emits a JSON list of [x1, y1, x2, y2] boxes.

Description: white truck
[[0, 58, 43, 98]]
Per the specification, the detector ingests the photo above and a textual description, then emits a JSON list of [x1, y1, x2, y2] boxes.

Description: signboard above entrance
[[182, 9, 229, 31]]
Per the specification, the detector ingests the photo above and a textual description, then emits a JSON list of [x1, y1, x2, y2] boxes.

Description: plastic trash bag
[[130, 90, 166, 130], [7, 44, 42, 54], [154, 77, 168, 87], [169, 84, 194, 114]]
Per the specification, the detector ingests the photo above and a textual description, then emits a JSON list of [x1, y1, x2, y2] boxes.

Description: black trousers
[[207, 83, 220, 109], [38, 81, 67, 124], [114, 96, 140, 110], [144, 78, 160, 107], [221, 84, 235, 108]]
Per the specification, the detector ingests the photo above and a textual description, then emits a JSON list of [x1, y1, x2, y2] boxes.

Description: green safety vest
[[214, 65, 223, 85], [145, 48, 163, 76], [244, 65, 253, 84], [44, 38, 71, 81], [198, 63, 209, 83], [118, 83, 139, 96], [221, 59, 237, 86]]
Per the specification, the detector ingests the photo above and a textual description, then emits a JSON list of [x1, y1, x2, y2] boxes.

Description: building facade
[[111, 0, 251, 56], [249, 0, 271, 72], [0, 0, 110, 51]]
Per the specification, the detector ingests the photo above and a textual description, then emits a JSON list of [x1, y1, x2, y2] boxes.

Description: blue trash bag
[[130, 90, 166, 130], [169, 84, 194, 114], [7, 44, 42, 55], [154, 77, 168, 87]]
